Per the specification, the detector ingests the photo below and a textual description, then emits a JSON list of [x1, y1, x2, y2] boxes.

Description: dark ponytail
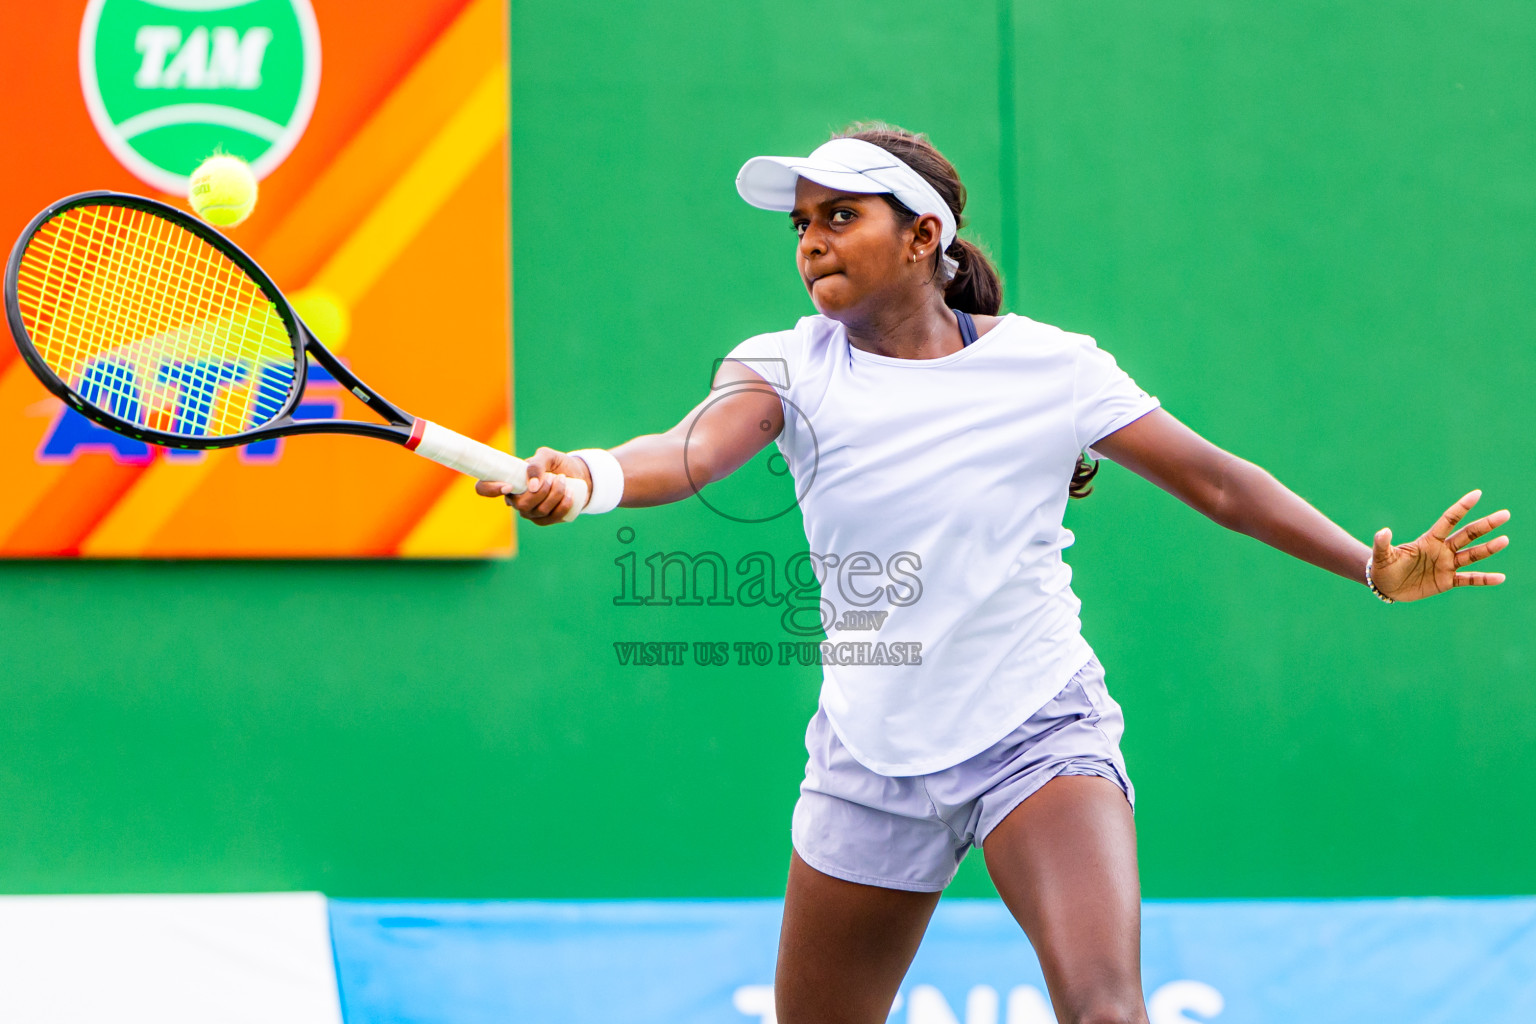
[[834, 121, 1099, 499], [941, 237, 1003, 317]]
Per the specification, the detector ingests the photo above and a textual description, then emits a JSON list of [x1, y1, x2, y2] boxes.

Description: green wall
[[0, 0, 1529, 899]]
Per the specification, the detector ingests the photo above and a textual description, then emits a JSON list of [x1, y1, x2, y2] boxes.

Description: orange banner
[[0, 0, 513, 558]]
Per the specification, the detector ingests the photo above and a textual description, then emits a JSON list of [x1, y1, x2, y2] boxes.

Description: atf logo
[[79, 0, 320, 194]]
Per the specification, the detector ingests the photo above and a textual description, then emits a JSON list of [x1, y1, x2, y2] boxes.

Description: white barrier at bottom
[[0, 893, 343, 1024]]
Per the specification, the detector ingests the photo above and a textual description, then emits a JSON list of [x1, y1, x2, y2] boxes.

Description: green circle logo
[[80, 0, 320, 193]]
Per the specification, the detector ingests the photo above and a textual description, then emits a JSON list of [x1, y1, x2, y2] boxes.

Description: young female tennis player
[[478, 124, 1510, 1023]]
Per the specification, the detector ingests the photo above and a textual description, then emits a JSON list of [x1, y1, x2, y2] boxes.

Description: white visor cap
[[736, 137, 959, 278]]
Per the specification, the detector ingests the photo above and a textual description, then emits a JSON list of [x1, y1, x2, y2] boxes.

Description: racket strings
[[20, 207, 225, 432], [13, 203, 299, 438]]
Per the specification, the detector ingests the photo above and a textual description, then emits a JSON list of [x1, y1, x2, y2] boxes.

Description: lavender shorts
[[791, 655, 1135, 892]]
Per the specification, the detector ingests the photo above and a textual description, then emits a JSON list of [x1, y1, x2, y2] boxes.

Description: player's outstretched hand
[[1370, 489, 1510, 602], [474, 446, 593, 526]]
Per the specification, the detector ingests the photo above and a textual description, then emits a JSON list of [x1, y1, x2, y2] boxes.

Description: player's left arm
[[1089, 408, 1510, 602]]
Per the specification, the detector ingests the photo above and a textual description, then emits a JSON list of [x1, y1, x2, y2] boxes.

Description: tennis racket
[[3, 191, 587, 519]]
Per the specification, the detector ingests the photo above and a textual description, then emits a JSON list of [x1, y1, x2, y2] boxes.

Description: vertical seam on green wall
[[997, 0, 1020, 304]]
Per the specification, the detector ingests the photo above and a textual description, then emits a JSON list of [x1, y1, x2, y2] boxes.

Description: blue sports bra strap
[[953, 308, 978, 347]]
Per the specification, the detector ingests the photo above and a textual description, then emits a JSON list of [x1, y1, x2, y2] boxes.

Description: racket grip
[[407, 420, 589, 523]]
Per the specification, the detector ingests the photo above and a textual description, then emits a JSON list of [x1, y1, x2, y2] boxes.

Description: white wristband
[[570, 448, 624, 515]]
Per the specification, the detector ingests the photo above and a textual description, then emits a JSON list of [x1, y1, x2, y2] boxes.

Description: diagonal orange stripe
[[0, 368, 93, 545], [259, 0, 504, 286], [4, 458, 148, 555], [308, 63, 507, 306]]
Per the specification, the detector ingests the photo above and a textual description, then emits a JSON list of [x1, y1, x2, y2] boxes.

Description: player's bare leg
[[984, 774, 1149, 1024], [774, 852, 941, 1024]]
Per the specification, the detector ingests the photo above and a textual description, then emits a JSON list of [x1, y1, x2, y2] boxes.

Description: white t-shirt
[[725, 312, 1160, 776]]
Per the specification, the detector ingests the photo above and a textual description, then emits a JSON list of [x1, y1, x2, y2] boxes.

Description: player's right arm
[[478, 360, 784, 524]]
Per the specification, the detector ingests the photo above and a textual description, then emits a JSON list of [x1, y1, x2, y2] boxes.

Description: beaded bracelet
[[1365, 557, 1395, 604]]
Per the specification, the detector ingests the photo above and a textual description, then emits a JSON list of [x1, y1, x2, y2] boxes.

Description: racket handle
[[407, 420, 589, 523]]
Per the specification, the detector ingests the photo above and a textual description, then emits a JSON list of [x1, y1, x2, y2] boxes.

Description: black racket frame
[[3, 190, 416, 452]]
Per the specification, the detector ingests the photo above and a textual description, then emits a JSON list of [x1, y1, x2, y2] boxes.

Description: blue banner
[[328, 897, 1536, 1023]]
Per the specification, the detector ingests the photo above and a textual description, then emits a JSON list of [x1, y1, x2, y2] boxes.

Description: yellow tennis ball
[[188, 155, 258, 228]]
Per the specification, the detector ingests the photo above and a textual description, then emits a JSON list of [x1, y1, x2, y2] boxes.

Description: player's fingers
[[525, 446, 564, 480], [506, 482, 549, 516], [507, 446, 573, 501], [1455, 535, 1511, 567], [529, 473, 568, 519], [475, 480, 506, 498], [1452, 571, 1507, 587], [511, 447, 561, 498], [1430, 489, 1482, 542], [543, 487, 579, 525], [509, 490, 550, 516], [1446, 508, 1511, 551], [522, 479, 579, 526]]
